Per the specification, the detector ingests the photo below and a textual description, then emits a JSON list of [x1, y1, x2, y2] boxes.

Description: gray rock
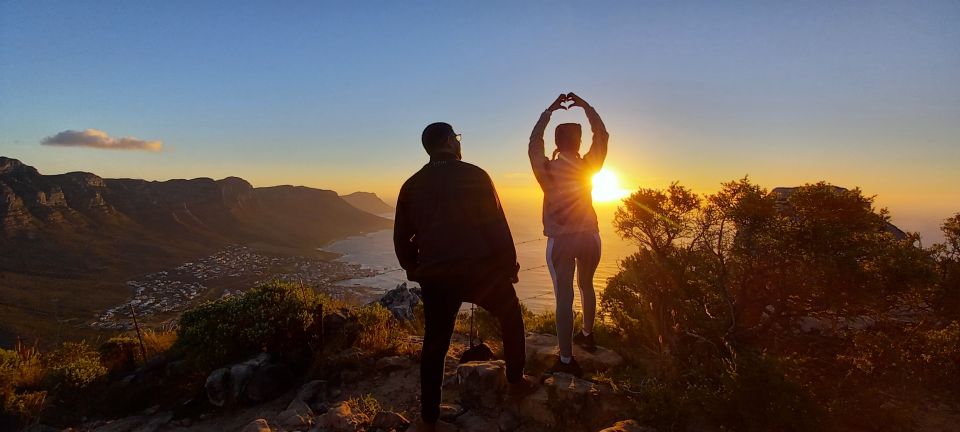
[[525, 333, 624, 373], [246, 363, 293, 402], [371, 410, 410, 431], [456, 360, 508, 410], [517, 386, 555, 427], [296, 379, 329, 405], [277, 399, 314, 430], [438, 403, 465, 422], [228, 363, 256, 403], [377, 282, 422, 321], [240, 418, 272, 432], [205, 367, 230, 407], [321, 402, 368, 432]]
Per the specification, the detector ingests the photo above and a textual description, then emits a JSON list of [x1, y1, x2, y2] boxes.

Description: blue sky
[[1, 1, 958, 241]]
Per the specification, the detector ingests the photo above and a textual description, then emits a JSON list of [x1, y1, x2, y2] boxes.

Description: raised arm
[[529, 94, 568, 188], [569, 92, 609, 172]]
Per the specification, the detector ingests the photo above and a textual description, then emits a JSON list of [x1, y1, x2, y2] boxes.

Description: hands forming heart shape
[[549, 92, 588, 112]]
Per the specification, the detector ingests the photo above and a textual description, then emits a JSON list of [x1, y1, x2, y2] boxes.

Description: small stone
[[240, 419, 272, 432], [597, 420, 659, 432], [371, 411, 410, 430], [278, 399, 314, 429], [324, 402, 368, 432], [438, 403, 464, 422]]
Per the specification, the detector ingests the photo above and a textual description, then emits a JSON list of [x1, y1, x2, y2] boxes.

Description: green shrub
[[2, 341, 54, 427], [98, 337, 141, 375], [46, 342, 107, 390], [355, 304, 410, 355], [175, 281, 327, 369]]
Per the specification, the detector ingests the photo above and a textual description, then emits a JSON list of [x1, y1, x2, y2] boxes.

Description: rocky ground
[[53, 331, 644, 432]]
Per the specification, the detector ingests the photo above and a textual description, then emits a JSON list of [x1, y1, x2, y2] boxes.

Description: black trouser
[[419, 273, 526, 423]]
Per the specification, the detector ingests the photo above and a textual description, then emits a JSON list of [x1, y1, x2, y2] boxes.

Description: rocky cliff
[[0, 157, 391, 277]]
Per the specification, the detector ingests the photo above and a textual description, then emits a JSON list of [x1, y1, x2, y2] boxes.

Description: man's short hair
[[422, 122, 455, 154], [555, 123, 582, 152]]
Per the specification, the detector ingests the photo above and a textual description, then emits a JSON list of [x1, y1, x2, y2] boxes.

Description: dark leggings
[[547, 231, 601, 358], [419, 274, 526, 423]]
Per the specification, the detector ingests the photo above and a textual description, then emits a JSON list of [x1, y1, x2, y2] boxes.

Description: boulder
[[322, 402, 368, 432], [205, 353, 293, 407], [370, 410, 410, 431], [456, 361, 508, 410], [227, 363, 256, 403], [377, 282, 422, 321], [375, 355, 413, 373], [277, 399, 314, 429], [597, 420, 658, 432], [240, 418, 272, 432], [246, 363, 294, 402], [542, 373, 633, 431], [525, 333, 624, 373], [296, 379, 329, 407], [517, 387, 555, 427], [205, 367, 230, 407]]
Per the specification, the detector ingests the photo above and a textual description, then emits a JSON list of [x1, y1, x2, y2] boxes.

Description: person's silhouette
[[395, 122, 537, 431], [528, 92, 609, 377]]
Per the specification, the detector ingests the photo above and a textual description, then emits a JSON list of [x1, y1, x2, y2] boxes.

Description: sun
[[592, 168, 630, 202]]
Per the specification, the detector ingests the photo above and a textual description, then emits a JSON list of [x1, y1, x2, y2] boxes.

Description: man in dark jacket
[[395, 122, 536, 431]]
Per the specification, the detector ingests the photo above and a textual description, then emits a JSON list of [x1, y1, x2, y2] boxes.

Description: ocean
[[321, 207, 636, 314]]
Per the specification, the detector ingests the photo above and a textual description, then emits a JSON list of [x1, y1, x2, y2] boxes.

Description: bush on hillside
[[175, 281, 329, 370], [1, 341, 48, 428], [598, 179, 952, 430], [45, 342, 107, 390], [355, 304, 411, 355]]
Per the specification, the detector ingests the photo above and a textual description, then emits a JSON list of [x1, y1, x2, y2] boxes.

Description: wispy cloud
[[41, 129, 162, 152]]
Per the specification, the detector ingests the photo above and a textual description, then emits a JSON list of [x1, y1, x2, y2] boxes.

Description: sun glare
[[592, 169, 629, 202]]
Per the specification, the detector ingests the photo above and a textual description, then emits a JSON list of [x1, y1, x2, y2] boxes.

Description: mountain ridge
[[0, 156, 391, 343], [340, 191, 394, 215]]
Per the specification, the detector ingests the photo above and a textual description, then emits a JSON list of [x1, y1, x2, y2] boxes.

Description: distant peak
[[340, 191, 394, 214], [0, 156, 38, 176]]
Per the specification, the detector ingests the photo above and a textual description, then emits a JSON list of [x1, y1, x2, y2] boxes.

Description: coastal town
[[93, 245, 380, 330]]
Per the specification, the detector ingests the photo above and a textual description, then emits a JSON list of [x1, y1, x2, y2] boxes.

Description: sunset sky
[[1, 1, 958, 241]]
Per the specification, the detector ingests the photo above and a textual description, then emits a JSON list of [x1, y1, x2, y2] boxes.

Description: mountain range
[[340, 192, 394, 216], [0, 156, 391, 344]]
